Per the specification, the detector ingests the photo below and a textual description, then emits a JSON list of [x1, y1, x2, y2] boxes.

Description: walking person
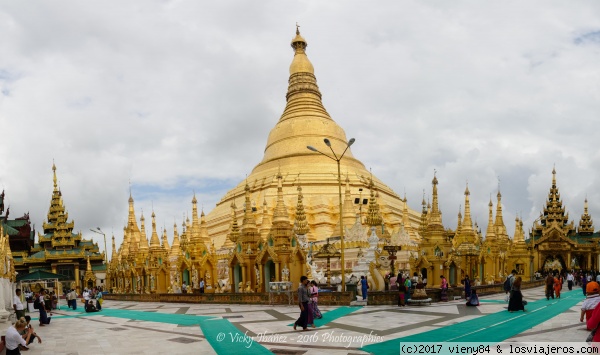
[[95, 289, 103, 311], [309, 280, 322, 319], [199, 278, 205, 293], [508, 276, 525, 312], [70, 289, 78, 310], [13, 289, 25, 320], [65, 289, 72, 309], [440, 275, 448, 302], [546, 273, 555, 300], [554, 274, 562, 299], [567, 272, 574, 291], [306, 294, 315, 329], [404, 276, 412, 301], [360, 276, 368, 300], [504, 270, 516, 302], [37, 289, 51, 326], [293, 276, 310, 331], [398, 282, 406, 306]]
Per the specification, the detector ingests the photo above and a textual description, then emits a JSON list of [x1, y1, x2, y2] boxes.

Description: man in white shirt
[[70, 289, 78, 310], [567, 272, 575, 291], [13, 289, 25, 320]]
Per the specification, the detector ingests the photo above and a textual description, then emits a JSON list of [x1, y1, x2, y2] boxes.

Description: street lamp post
[[307, 137, 355, 292], [90, 227, 109, 290]]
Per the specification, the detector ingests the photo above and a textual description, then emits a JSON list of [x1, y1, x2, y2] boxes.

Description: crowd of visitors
[[1, 285, 108, 353]]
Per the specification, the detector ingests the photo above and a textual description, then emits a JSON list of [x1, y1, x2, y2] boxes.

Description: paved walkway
[[1, 285, 589, 355]]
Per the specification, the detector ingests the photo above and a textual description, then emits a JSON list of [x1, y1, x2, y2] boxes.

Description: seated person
[[466, 289, 480, 307], [85, 299, 99, 312], [6, 317, 33, 353], [581, 281, 600, 325], [22, 316, 42, 345]]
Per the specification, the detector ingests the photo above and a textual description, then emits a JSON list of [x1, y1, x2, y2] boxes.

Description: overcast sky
[[1, 1, 599, 258]]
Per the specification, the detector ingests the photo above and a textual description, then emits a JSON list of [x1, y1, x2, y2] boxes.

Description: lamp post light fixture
[[307, 137, 355, 292], [90, 227, 109, 290], [89, 228, 108, 265]]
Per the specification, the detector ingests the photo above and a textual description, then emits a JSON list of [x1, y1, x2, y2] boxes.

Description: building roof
[[16, 269, 68, 281]]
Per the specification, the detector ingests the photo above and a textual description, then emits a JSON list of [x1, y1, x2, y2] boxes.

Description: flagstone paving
[[1, 285, 588, 354]]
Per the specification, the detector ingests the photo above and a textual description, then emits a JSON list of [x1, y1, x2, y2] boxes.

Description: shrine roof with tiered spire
[[527, 168, 597, 245]]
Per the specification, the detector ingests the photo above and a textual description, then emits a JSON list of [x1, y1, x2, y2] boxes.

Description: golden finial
[[52, 161, 58, 189], [296, 22, 300, 35]]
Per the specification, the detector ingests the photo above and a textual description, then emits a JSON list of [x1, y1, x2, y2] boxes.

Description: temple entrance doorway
[[183, 269, 190, 287], [449, 263, 457, 286], [542, 254, 566, 274], [233, 264, 242, 292], [264, 260, 275, 283]]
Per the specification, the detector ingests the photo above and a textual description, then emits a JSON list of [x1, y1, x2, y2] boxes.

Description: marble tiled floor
[[0, 285, 589, 355]]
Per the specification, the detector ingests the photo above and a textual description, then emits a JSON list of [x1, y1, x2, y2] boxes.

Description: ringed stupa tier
[[206, 28, 420, 248]]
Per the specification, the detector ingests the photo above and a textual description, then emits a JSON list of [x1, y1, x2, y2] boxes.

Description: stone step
[[351, 299, 368, 306]]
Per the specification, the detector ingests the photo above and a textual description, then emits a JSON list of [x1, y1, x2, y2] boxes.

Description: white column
[[0, 278, 11, 323]]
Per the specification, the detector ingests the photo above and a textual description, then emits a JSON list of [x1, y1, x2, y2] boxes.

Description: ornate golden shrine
[[107, 29, 599, 295]]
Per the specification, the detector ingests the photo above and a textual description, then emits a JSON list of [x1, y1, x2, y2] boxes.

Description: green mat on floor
[[288, 306, 361, 328], [362, 290, 584, 354], [61, 307, 214, 325], [199, 318, 273, 354], [99, 308, 214, 325], [478, 299, 510, 303]]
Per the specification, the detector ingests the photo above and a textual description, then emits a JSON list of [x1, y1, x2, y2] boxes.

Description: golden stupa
[[206, 27, 419, 248]]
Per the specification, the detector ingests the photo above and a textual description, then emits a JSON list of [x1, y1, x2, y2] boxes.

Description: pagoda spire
[[170, 221, 181, 258], [161, 227, 170, 253], [454, 206, 463, 248], [149, 211, 161, 250], [462, 184, 473, 233], [494, 189, 508, 238], [111, 234, 118, 262], [241, 184, 258, 233], [429, 171, 443, 226], [254, 26, 362, 171], [139, 212, 149, 253], [534, 167, 575, 237], [227, 201, 240, 245], [120, 226, 130, 259], [401, 195, 415, 239], [342, 174, 356, 227], [125, 194, 141, 259], [294, 184, 309, 236], [272, 171, 289, 223], [578, 198, 594, 235], [485, 198, 496, 242], [189, 194, 203, 251], [199, 209, 209, 245], [52, 162, 58, 191], [514, 216, 525, 243], [365, 179, 382, 227]]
